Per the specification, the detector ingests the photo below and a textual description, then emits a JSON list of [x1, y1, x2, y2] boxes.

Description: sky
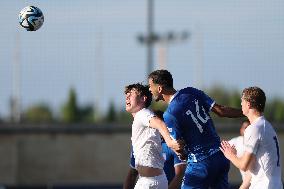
[[0, 0, 284, 117]]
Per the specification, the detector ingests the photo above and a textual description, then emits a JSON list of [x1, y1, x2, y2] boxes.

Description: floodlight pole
[[12, 32, 21, 123], [139, 0, 189, 78], [146, 0, 154, 76]]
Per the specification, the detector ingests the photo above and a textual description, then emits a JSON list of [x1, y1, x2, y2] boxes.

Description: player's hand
[[231, 144, 237, 155], [168, 139, 187, 161], [219, 140, 235, 160], [168, 139, 185, 152]]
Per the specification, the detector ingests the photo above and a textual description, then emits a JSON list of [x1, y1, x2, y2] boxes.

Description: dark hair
[[124, 83, 152, 108], [242, 87, 266, 112], [148, 70, 173, 88], [153, 110, 164, 120]]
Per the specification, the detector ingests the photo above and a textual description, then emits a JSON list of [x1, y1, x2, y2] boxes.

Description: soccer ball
[[19, 6, 44, 31]]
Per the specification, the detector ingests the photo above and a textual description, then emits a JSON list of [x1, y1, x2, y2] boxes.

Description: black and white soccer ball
[[19, 6, 44, 31]]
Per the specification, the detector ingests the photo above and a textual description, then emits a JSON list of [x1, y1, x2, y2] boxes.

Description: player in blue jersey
[[123, 110, 186, 189], [148, 70, 244, 189]]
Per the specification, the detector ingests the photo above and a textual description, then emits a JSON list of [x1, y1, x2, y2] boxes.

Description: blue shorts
[[182, 151, 230, 189]]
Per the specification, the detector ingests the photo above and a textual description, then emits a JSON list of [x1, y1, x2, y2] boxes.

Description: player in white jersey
[[228, 120, 251, 189], [220, 87, 283, 189], [125, 83, 184, 189], [123, 110, 186, 189]]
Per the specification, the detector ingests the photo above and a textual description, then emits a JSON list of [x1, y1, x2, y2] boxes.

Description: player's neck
[[162, 88, 176, 104], [247, 110, 263, 125]]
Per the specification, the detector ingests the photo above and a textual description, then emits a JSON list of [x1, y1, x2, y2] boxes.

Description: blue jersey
[[130, 142, 185, 183], [163, 87, 220, 163]]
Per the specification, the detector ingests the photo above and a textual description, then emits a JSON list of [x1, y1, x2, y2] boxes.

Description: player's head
[[240, 120, 250, 136], [241, 87, 266, 114], [148, 70, 173, 101], [124, 83, 152, 114]]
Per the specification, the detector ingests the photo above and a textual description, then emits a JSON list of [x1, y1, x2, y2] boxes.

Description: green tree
[[265, 98, 284, 122], [24, 103, 53, 123], [117, 109, 132, 124], [105, 100, 116, 123], [228, 90, 241, 108], [150, 101, 167, 112], [61, 88, 79, 123], [79, 105, 95, 123]]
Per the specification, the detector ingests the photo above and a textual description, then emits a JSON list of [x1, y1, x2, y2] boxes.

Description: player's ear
[[142, 95, 147, 103], [247, 101, 252, 109], [157, 85, 163, 93]]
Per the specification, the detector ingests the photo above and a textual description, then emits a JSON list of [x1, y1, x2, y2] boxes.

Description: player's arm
[[212, 103, 244, 118], [220, 140, 255, 171], [123, 167, 138, 189], [149, 117, 184, 154], [168, 163, 186, 189], [239, 171, 251, 189]]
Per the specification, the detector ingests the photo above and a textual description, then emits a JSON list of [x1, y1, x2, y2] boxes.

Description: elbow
[[239, 163, 249, 172]]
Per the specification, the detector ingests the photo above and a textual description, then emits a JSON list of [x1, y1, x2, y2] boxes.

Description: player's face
[[241, 95, 249, 116], [148, 79, 163, 102], [125, 89, 144, 114]]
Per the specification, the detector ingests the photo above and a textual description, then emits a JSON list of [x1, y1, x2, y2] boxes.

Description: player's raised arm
[[149, 116, 184, 154], [212, 103, 244, 118]]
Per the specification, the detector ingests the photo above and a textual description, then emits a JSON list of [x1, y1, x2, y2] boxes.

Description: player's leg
[[181, 162, 209, 189], [209, 151, 230, 189]]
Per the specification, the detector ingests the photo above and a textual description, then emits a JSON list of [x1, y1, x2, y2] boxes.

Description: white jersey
[[229, 136, 246, 180], [131, 108, 164, 169], [244, 116, 282, 189]]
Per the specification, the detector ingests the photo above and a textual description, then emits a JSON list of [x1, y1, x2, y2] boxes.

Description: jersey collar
[[169, 90, 179, 103]]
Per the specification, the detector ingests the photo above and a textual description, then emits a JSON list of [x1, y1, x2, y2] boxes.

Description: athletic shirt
[[229, 136, 246, 180], [244, 116, 283, 189], [163, 87, 220, 163], [130, 141, 186, 183], [131, 108, 164, 169]]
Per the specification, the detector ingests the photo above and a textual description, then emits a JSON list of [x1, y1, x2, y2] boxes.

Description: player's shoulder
[[178, 87, 209, 101], [136, 108, 154, 117], [134, 108, 155, 126], [179, 87, 202, 95]]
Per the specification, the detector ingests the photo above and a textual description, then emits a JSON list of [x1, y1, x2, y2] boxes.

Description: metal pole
[[12, 32, 21, 123], [146, 0, 154, 76]]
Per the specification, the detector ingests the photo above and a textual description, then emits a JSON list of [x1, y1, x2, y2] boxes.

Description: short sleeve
[[163, 111, 181, 140], [173, 151, 186, 166], [244, 127, 260, 154], [136, 108, 155, 127], [200, 91, 215, 111]]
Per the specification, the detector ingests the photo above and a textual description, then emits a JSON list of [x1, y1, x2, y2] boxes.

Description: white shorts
[[134, 172, 168, 189]]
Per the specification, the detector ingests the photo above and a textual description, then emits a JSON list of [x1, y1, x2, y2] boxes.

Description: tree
[[61, 88, 79, 123], [105, 100, 116, 123], [79, 104, 95, 123], [265, 98, 284, 122], [24, 103, 53, 123]]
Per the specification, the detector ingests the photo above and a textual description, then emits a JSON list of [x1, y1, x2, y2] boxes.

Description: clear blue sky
[[1, 0, 284, 117]]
